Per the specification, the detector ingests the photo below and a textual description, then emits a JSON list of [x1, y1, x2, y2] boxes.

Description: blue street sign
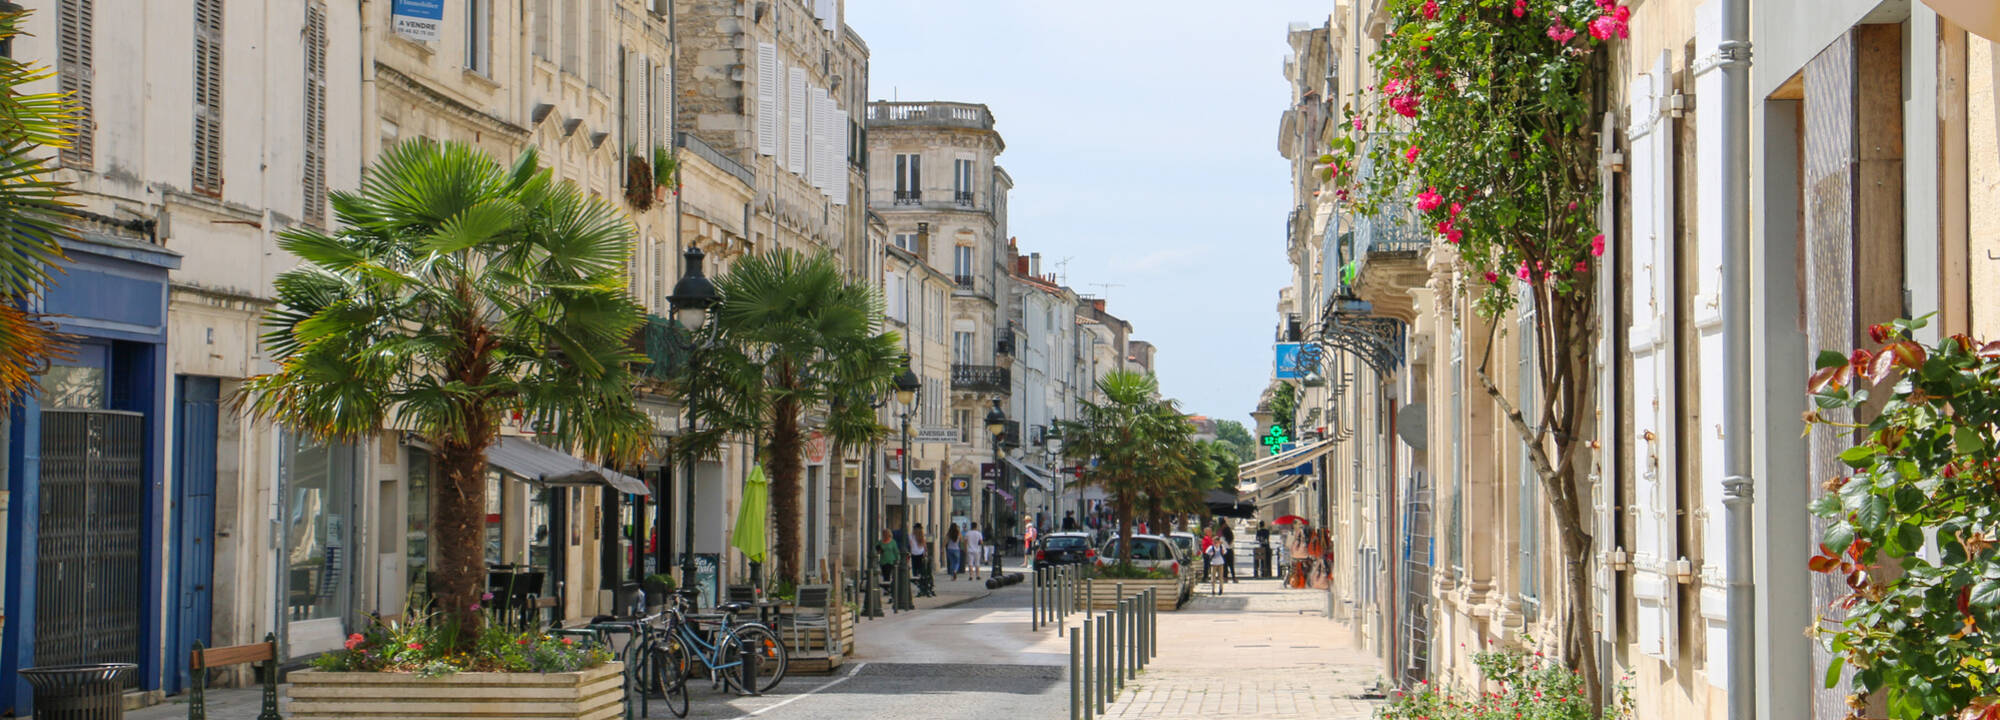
[[1275, 343, 1305, 379]]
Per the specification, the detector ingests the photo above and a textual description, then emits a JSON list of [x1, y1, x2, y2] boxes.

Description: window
[[561, 0, 580, 74], [56, 0, 94, 168], [282, 433, 357, 623], [192, 0, 224, 196], [894, 233, 918, 252], [464, 0, 489, 74], [303, 2, 327, 225], [885, 271, 907, 322], [953, 158, 974, 205], [532, 0, 550, 58], [1448, 323, 1463, 576], [587, 0, 605, 88], [953, 245, 974, 285], [954, 331, 976, 364], [894, 153, 921, 203], [406, 449, 431, 596], [1517, 298, 1540, 612]]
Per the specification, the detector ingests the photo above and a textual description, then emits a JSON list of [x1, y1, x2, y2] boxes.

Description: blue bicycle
[[654, 589, 788, 697]]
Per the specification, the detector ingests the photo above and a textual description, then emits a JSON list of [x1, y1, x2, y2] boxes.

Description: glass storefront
[[282, 433, 356, 623], [406, 449, 431, 604]]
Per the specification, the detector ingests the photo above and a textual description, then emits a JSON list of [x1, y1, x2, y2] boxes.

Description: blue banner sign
[[391, 0, 445, 41], [1275, 342, 1305, 379]]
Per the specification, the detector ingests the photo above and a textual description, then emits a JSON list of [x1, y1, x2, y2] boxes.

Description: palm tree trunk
[[770, 391, 803, 586], [432, 431, 492, 644], [1115, 492, 1134, 566]]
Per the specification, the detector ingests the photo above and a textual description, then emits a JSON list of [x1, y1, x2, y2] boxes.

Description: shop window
[[283, 433, 356, 622]]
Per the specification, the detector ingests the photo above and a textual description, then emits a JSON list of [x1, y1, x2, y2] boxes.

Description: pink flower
[[1382, 78, 1407, 96], [1416, 187, 1444, 212], [1615, 5, 1631, 22], [406, 642, 425, 651], [481, 592, 494, 601], [1512, 0, 1528, 17], [1421, 0, 1440, 20], [1390, 93, 1422, 118], [344, 633, 365, 650], [1435, 219, 1464, 244], [1589, 15, 1617, 40], [1448, 202, 1463, 218], [1405, 146, 1422, 163], [1548, 24, 1577, 43], [1595, 0, 1615, 10], [1517, 262, 1533, 281], [469, 603, 482, 611], [1590, 233, 1605, 257], [1352, 115, 1364, 131], [1574, 260, 1589, 273], [1484, 271, 1501, 284]]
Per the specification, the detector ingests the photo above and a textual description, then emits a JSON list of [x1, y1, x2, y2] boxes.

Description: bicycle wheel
[[718, 624, 788, 695], [651, 639, 690, 718]]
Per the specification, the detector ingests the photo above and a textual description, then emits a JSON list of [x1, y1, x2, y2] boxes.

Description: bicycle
[[584, 614, 689, 719], [655, 588, 787, 696]]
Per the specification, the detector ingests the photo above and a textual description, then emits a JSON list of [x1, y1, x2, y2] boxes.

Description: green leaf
[[1970, 578, 2000, 609], [1839, 444, 1880, 468], [1954, 425, 1986, 454], [1808, 492, 1842, 517], [1855, 494, 1889, 529], [1823, 522, 1855, 556], [1823, 655, 1844, 690], [1887, 523, 1924, 557], [1817, 349, 1850, 369]]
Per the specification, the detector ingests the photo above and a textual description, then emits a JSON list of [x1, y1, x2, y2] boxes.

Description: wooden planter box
[[287, 663, 623, 720], [772, 607, 856, 674], [1081, 578, 1183, 611]]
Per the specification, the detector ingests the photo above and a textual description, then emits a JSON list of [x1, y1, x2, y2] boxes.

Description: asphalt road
[[663, 585, 1070, 720]]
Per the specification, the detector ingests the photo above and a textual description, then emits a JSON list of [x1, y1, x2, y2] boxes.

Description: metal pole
[[1072, 630, 1083, 720], [1149, 587, 1158, 658], [1719, 0, 1756, 713], [1057, 567, 1066, 637], [865, 445, 882, 618], [1136, 591, 1145, 671], [1098, 610, 1110, 711], [1116, 599, 1127, 688], [1032, 568, 1041, 631], [897, 411, 914, 611], [680, 341, 700, 597], [1082, 616, 1095, 719]]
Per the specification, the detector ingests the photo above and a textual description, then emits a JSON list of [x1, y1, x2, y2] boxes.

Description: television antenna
[[1052, 256, 1073, 284], [1088, 282, 1124, 296]]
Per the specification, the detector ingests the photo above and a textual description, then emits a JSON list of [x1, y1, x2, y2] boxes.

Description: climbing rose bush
[[1323, 0, 1624, 316], [1805, 316, 2000, 719], [1375, 647, 1632, 720]]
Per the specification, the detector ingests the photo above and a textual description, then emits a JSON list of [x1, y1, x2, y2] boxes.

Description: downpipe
[[1719, 0, 1756, 714]]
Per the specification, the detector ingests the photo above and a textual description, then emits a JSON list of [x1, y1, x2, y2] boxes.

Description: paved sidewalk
[[1095, 578, 1383, 719]]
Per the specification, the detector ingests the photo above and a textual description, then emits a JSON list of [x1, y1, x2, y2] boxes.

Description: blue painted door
[[170, 376, 219, 693]]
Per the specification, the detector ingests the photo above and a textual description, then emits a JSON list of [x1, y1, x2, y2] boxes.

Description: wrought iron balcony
[[954, 190, 975, 207], [995, 328, 1015, 356], [893, 189, 923, 205], [951, 364, 1010, 393], [953, 274, 976, 289]]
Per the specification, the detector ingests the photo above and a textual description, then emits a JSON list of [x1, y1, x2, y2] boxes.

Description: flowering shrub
[[1804, 317, 2000, 719], [309, 608, 612, 677], [1376, 648, 1631, 720], [1321, 0, 1628, 705]]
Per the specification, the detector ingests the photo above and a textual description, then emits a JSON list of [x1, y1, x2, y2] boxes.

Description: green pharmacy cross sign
[[1262, 424, 1289, 455]]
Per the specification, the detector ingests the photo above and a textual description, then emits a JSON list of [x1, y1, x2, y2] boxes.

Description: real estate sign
[[391, 0, 445, 41]]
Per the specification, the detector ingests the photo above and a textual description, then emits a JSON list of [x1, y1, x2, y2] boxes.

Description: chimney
[[1092, 299, 1106, 312], [1016, 256, 1030, 275], [1030, 253, 1041, 277]]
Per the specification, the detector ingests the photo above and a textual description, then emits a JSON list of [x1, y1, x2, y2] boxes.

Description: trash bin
[[19, 663, 136, 720]]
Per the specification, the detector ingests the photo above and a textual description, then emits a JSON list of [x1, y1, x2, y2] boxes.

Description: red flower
[[1590, 233, 1605, 257], [344, 633, 365, 651], [1448, 202, 1462, 218], [406, 642, 424, 651], [561, 637, 575, 646], [1390, 93, 1422, 118], [1422, 0, 1440, 20], [1547, 24, 1578, 43], [1574, 260, 1588, 273], [1589, 15, 1617, 40], [1485, 271, 1501, 284], [1513, 0, 1528, 17], [1517, 262, 1533, 281], [1416, 187, 1444, 212], [1405, 146, 1422, 163]]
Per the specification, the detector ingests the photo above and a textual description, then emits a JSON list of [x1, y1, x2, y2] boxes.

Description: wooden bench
[[188, 632, 282, 720]]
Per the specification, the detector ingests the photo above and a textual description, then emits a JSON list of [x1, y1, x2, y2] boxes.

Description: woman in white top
[[964, 522, 986, 580]]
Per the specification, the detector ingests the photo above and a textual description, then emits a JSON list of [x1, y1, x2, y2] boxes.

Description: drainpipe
[[1719, 0, 1755, 714]]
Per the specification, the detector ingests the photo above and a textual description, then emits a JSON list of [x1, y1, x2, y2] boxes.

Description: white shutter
[[815, 89, 835, 193], [638, 54, 652, 152], [652, 63, 667, 153], [1692, 4, 1731, 686], [623, 49, 641, 151], [1626, 50, 1678, 662], [1594, 110, 1620, 648], [817, 0, 833, 29], [832, 108, 849, 205], [756, 44, 778, 156], [788, 68, 808, 177]]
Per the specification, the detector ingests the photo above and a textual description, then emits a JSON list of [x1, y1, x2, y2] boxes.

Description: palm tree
[[677, 249, 899, 586], [0, 8, 80, 405], [1059, 370, 1204, 562], [242, 140, 652, 639]]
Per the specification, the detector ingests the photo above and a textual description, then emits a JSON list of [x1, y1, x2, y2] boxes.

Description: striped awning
[[1237, 438, 1335, 481]]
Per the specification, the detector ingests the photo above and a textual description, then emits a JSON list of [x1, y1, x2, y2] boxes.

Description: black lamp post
[[1044, 425, 1064, 529], [983, 398, 1007, 579], [892, 362, 921, 610], [668, 246, 719, 597]]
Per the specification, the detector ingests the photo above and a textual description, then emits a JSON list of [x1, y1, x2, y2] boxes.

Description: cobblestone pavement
[[1096, 578, 1384, 720]]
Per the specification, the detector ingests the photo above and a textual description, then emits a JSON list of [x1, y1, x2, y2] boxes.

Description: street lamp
[[984, 399, 1008, 578], [668, 246, 719, 596], [892, 361, 921, 610], [1043, 425, 1064, 530]]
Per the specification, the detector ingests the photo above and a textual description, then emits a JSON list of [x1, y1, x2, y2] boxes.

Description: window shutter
[[1594, 110, 1621, 642], [533, 0, 550, 59], [1626, 51, 1678, 662], [807, 88, 823, 191], [1692, 6, 1732, 683], [588, 0, 605, 89], [303, 2, 328, 225], [57, 0, 94, 169], [652, 63, 667, 155], [788, 67, 807, 176], [562, 0, 580, 73], [832, 108, 849, 205], [756, 44, 778, 156], [191, 0, 225, 196]]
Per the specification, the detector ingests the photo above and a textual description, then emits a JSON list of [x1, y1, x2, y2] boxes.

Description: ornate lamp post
[[892, 362, 921, 610], [1044, 425, 1064, 529], [667, 247, 719, 596], [983, 398, 1008, 579]]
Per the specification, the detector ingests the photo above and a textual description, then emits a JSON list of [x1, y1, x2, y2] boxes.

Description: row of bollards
[[1032, 567, 1159, 720]]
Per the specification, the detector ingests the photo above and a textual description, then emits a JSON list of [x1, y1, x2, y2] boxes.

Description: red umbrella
[[1271, 515, 1307, 525]]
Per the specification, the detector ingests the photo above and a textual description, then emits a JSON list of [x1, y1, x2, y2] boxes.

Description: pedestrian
[[1200, 527, 1225, 595], [1220, 520, 1238, 582], [876, 529, 901, 585], [1255, 522, 1271, 578], [945, 522, 963, 580], [1062, 510, 1078, 532], [911, 524, 934, 597], [965, 522, 986, 580]]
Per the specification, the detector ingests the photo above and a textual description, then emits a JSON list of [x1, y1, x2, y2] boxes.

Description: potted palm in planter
[[243, 140, 652, 719]]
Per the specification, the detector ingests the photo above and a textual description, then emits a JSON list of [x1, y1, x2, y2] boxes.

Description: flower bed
[[287, 664, 623, 720]]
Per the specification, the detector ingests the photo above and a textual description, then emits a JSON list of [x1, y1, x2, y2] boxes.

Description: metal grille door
[[36, 409, 146, 667], [1399, 471, 1433, 687]]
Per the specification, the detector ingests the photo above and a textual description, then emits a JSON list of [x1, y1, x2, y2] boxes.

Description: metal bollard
[[1081, 617, 1094, 720], [1032, 568, 1040, 631], [1099, 610, 1112, 710], [1135, 591, 1146, 672], [1149, 588, 1158, 658], [1115, 598, 1128, 689]]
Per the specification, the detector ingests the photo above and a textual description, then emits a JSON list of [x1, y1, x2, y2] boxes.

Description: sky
[[845, 0, 1335, 428]]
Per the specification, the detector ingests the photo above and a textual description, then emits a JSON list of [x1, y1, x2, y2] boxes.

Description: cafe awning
[[884, 473, 930, 501], [1238, 438, 1334, 481], [1003, 456, 1052, 492], [487, 436, 651, 496]]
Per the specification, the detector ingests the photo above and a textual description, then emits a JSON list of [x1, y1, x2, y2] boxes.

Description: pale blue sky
[[846, 0, 1334, 426]]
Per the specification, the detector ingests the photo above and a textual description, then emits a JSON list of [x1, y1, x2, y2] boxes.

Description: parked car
[[1094, 534, 1191, 600], [1034, 531, 1097, 572], [1167, 532, 1202, 598]]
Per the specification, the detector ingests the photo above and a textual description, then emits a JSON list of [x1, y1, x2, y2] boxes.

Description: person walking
[[876, 529, 901, 585], [945, 522, 963, 581], [1220, 520, 1239, 582], [1201, 527, 1225, 595], [911, 524, 934, 597], [1254, 522, 1272, 578], [1062, 510, 1078, 532], [965, 522, 986, 580]]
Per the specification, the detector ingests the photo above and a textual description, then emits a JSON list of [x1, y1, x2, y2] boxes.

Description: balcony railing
[[866, 101, 997, 131], [953, 190, 975, 207], [951, 364, 1010, 394], [894, 189, 923, 205], [676, 132, 753, 188], [952, 274, 976, 289]]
